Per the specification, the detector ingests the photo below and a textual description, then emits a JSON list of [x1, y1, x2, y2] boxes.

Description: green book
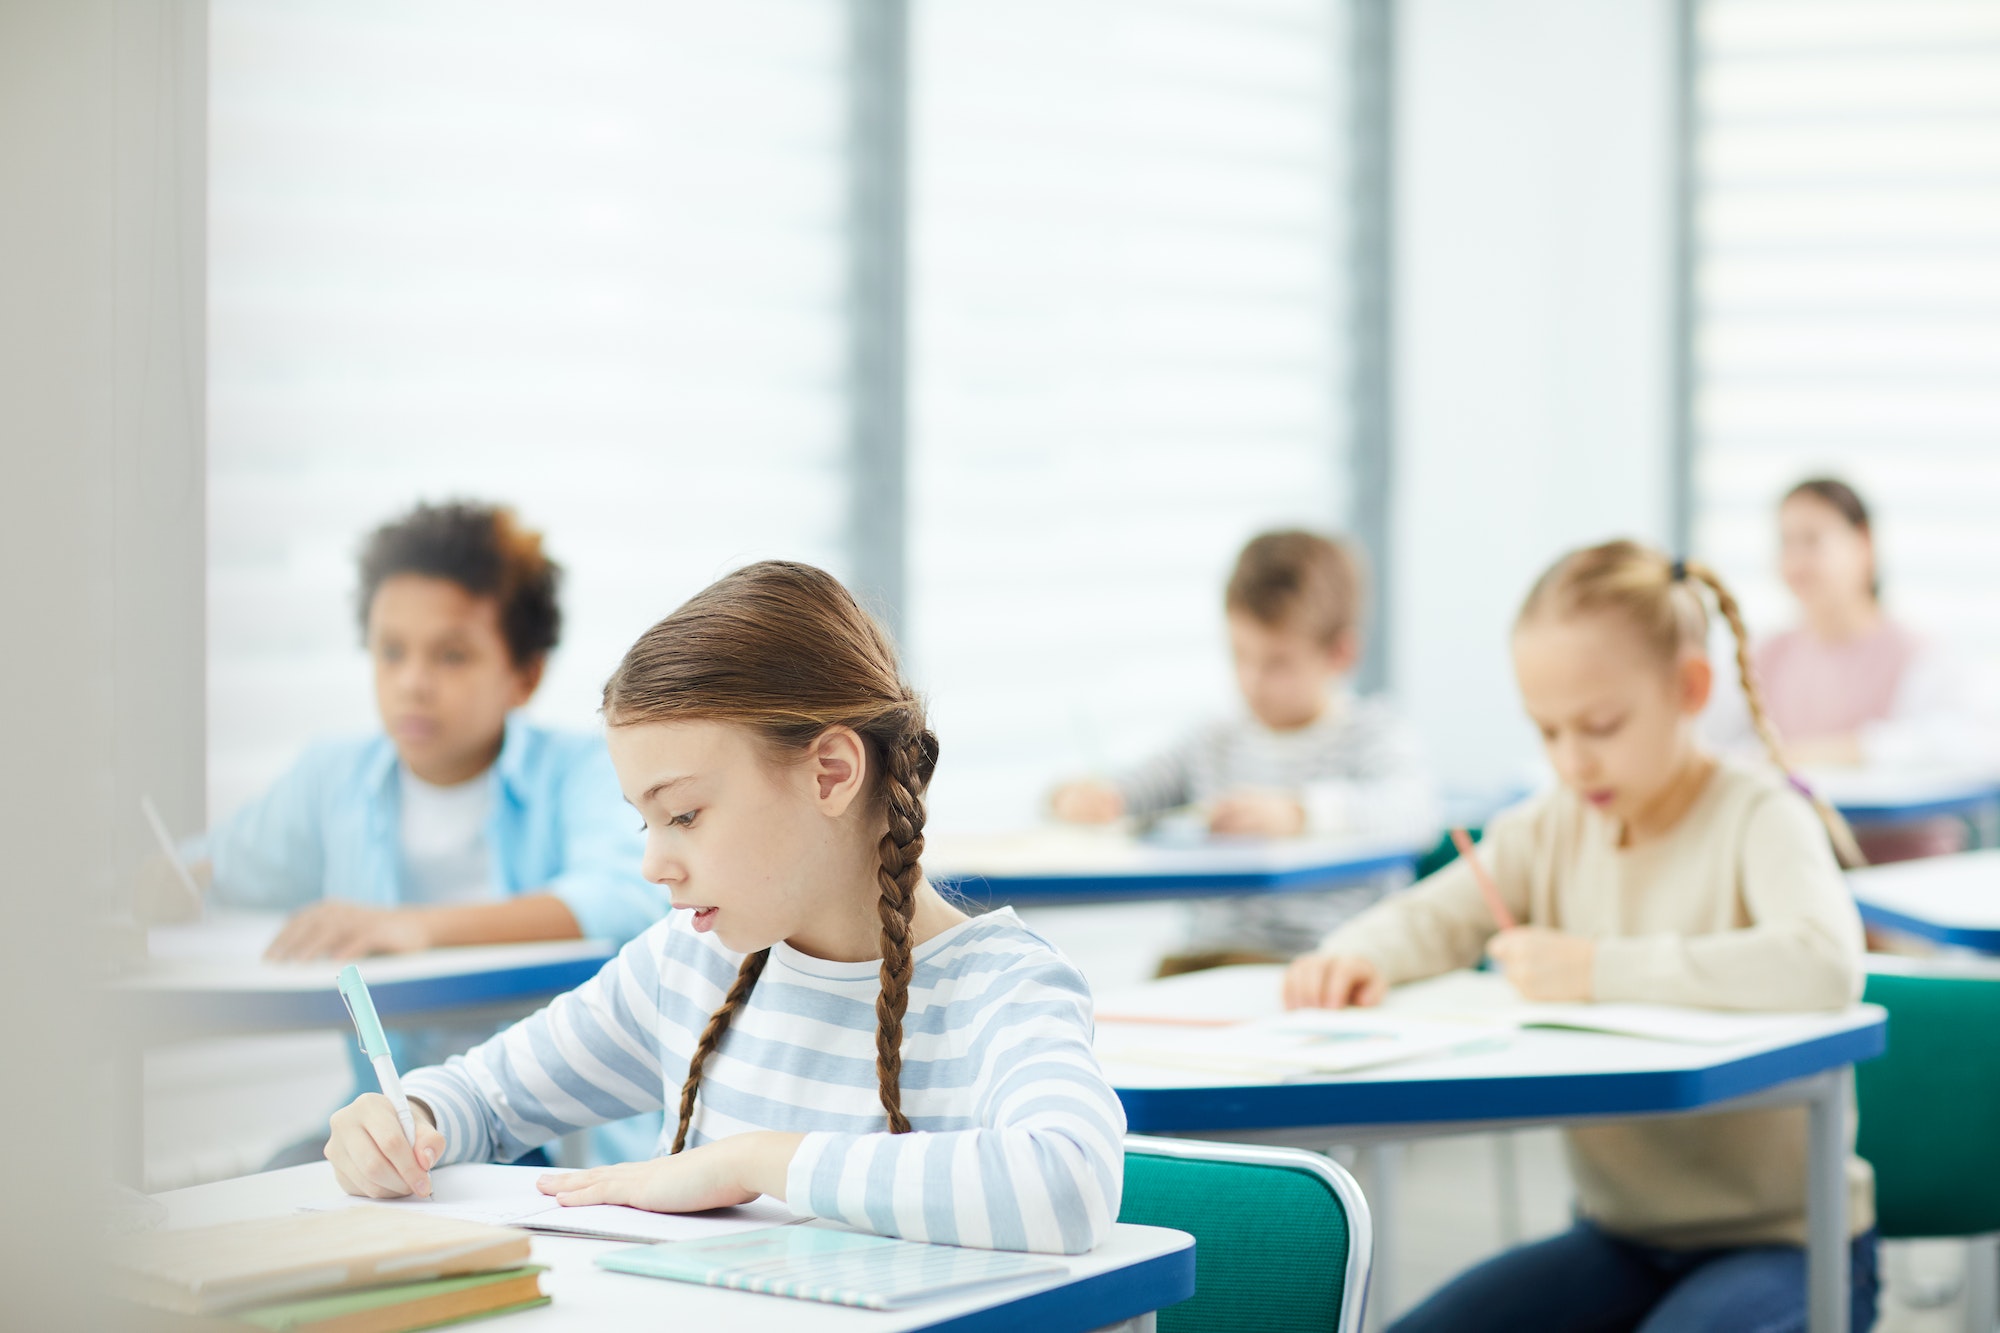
[[234, 1266, 548, 1333], [597, 1226, 1064, 1310]]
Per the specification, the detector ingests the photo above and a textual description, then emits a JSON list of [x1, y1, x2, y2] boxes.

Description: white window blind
[[907, 0, 1358, 829], [1690, 1, 2000, 676], [207, 1, 854, 819]]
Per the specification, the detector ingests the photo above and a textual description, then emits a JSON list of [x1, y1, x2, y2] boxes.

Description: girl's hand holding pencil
[[1487, 928, 1596, 1003], [1451, 826, 1595, 1002]]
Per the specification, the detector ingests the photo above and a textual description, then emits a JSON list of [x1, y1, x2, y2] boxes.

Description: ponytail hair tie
[[1669, 558, 1688, 583], [1787, 772, 1816, 801]]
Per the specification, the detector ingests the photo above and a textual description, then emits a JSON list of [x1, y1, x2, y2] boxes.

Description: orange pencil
[[1449, 827, 1517, 931]]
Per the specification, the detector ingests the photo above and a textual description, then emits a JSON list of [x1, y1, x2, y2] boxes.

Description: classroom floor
[[141, 901, 1981, 1330]]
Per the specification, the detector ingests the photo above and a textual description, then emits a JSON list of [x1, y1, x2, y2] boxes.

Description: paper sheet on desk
[[305, 1164, 798, 1243], [1382, 972, 1817, 1045], [1095, 967, 1816, 1051], [145, 913, 285, 963], [1094, 964, 1289, 1027], [1100, 1010, 1506, 1078]]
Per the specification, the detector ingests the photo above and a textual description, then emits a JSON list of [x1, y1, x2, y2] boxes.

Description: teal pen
[[336, 964, 418, 1148]]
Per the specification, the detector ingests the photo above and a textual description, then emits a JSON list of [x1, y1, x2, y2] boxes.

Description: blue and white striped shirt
[[403, 905, 1127, 1254]]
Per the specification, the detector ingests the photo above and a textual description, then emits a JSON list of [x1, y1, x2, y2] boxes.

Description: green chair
[[1856, 956, 2000, 1329], [1120, 1134, 1372, 1333], [1413, 826, 1481, 881]]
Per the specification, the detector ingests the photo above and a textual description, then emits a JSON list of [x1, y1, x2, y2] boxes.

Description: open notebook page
[[305, 1163, 797, 1243]]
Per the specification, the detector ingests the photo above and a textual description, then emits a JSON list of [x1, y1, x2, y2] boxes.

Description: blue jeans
[[1388, 1221, 1879, 1333]]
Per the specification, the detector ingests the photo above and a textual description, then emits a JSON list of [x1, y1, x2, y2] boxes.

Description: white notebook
[[306, 1163, 797, 1244], [596, 1225, 1065, 1310]]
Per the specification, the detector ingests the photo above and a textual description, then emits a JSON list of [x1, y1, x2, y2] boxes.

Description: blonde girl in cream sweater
[[1285, 540, 1878, 1333]]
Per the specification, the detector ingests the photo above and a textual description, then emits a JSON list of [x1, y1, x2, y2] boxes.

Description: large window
[[207, 1, 856, 815], [207, 1, 1375, 827], [1688, 0, 2000, 679], [907, 0, 1364, 826]]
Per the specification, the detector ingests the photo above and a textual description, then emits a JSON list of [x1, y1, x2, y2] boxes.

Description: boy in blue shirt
[[179, 500, 667, 1160]]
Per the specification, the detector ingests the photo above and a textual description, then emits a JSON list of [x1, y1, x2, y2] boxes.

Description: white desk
[[926, 828, 1424, 907], [107, 914, 619, 1184], [1806, 767, 2000, 830], [1094, 967, 1886, 1333], [1848, 850, 2000, 953], [146, 1165, 1196, 1333], [118, 913, 617, 1043]]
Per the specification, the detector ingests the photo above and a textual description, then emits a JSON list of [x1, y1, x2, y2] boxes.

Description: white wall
[[1391, 0, 1676, 792]]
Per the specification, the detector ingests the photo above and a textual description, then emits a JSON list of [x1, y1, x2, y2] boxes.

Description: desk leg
[[1491, 1132, 1524, 1247], [1087, 1316, 1155, 1333], [1966, 1236, 1999, 1333], [1806, 1071, 1850, 1333], [1359, 1142, 1400, 1333]]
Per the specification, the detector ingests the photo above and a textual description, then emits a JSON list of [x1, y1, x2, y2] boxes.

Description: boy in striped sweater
[[1053, 530, 1439, 969]]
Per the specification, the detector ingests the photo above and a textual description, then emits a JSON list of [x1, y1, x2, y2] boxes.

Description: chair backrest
[[1120, 1135, 1372, 1333], [1857, 958, 2000, 1239]]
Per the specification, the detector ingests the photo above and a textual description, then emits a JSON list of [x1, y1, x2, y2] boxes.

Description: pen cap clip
[[336, 964, 391, 1059]]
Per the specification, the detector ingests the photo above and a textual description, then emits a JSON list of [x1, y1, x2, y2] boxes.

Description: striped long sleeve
[[1127, 694, 1442, 955], [402, 907, 1126, 1255], [1115, 693, 1438, 839]]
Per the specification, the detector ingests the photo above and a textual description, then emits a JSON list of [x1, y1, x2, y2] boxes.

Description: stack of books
[[113, 1208, 548, 1332]]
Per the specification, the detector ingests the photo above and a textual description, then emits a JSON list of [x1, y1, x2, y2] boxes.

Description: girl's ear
[[806, 726, 869, 817], [1677, 653, 1714, 715]]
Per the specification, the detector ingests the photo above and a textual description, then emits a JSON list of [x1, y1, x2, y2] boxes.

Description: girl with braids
[[1286, 540, 1878, 1333], [322, 561, 1126, 1254]]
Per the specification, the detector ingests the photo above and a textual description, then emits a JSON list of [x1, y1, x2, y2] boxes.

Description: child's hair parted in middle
[[1516, 539, 1865, 868], [1226, 529, 1366, 647], [601, 560, 940, 1152]]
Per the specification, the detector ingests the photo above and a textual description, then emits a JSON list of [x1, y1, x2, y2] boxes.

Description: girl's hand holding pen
[[328, 1093, 447, 1199]]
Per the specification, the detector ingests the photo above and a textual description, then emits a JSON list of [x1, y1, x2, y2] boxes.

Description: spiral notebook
[[595, 1225, 1066, 1310]]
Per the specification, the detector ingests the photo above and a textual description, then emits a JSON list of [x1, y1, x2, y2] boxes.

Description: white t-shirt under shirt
[[397, 767, 497, 905], [396, 767, 501, 1071]]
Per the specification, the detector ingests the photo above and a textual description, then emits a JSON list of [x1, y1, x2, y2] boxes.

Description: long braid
[[1683, 560, 1867, 869], [871, 725, 935, 1135], [671, 948, 770, 1154]]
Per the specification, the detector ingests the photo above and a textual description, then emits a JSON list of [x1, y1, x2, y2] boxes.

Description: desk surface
[[1462, 769, 2000, 829], [1807, 767, 2000, 824], [1849, 850, 2000, 952], [926, 827, 1423, 906], [149, 1165, 1195, 1333], [1096, 968, 1887, 1133], [109, 913, 618, 1042]]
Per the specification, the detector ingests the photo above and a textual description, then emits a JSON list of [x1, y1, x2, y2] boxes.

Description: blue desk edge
[[1858, 901, 2000, 952], [914, 1232, 1196, 1333], [936, 847, 1420, 905], [1116, 1017, 1887, 1133]]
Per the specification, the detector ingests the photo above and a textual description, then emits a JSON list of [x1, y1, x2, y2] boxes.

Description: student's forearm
[[1592, 925, 1860, 1011], [414, 893, 582, 948], [723, 1131, 805, 1202]]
